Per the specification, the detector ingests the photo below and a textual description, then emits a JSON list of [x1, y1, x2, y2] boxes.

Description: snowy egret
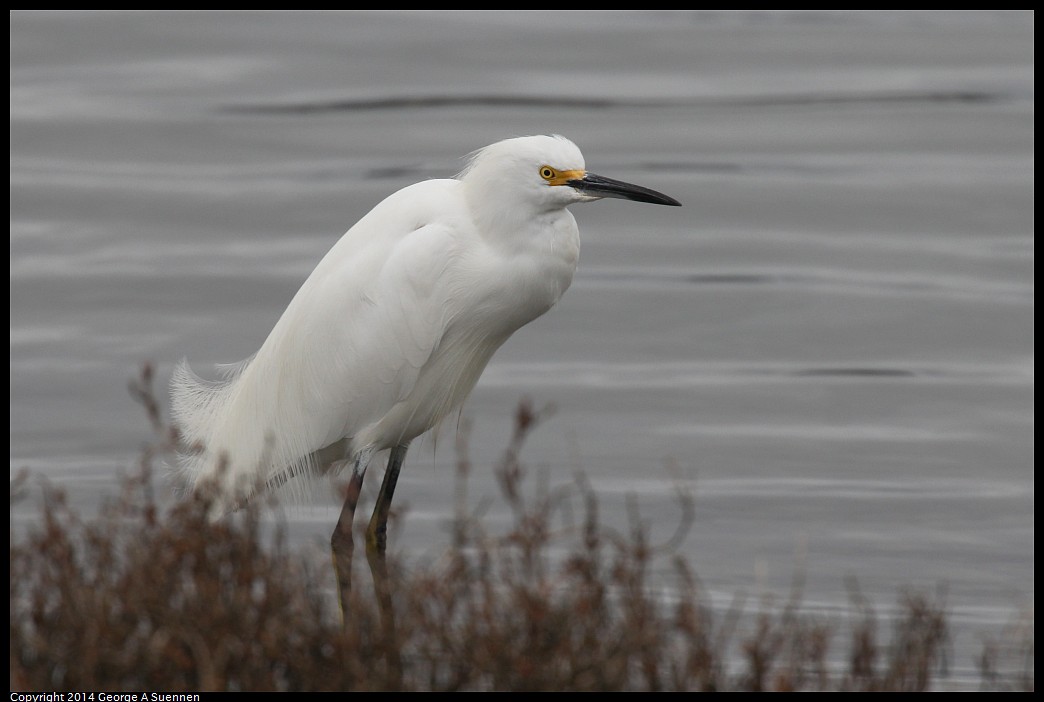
[[171, 134, 680, 605]]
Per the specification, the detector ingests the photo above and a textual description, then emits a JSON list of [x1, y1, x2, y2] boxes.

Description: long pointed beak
[[568, 171, 681, 206]]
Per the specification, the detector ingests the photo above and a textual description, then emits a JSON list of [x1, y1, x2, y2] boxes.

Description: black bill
[[569, 172, 681, 206]]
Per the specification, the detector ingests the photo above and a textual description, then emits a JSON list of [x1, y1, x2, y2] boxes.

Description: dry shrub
[[9, 366, 1034, 691]]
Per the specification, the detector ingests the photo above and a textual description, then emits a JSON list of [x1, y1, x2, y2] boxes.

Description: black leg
[[365, 444, 408, 686], [366, 444, 409, 557], [330, 454, 369, 623]]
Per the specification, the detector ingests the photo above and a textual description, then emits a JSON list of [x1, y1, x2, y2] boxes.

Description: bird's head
[[459, 135, 681, 214]]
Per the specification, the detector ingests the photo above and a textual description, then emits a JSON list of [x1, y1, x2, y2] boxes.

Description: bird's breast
[[486, 209, 580, 326], [351, 207, 579, 452]]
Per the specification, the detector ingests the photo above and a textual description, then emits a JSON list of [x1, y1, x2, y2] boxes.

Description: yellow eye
[[539, 166, 557, 181]]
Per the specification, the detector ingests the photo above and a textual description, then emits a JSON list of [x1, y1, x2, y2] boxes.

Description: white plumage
[[171, 135, 680, 521]]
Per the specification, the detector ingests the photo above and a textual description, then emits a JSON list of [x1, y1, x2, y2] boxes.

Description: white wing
[[171, 178, 475, 497]]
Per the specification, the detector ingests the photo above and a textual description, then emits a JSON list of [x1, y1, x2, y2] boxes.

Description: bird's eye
[[539, 166, 557, 181]]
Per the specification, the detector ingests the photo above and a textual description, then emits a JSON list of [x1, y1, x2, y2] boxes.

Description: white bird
[[170, 134, 679, 602]]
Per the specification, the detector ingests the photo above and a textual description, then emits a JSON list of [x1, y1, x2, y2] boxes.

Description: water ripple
[[479, 360, 1032, 389], [578, 267, 1031, 304], [224, 88, 1016, 116]]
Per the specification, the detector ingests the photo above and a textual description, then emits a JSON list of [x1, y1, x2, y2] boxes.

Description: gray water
[[10, 11, 1034, 688]]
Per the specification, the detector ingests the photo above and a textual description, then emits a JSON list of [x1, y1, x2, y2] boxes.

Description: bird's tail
[[169, 358, 249, 493], [169, 357, 340, 508]]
